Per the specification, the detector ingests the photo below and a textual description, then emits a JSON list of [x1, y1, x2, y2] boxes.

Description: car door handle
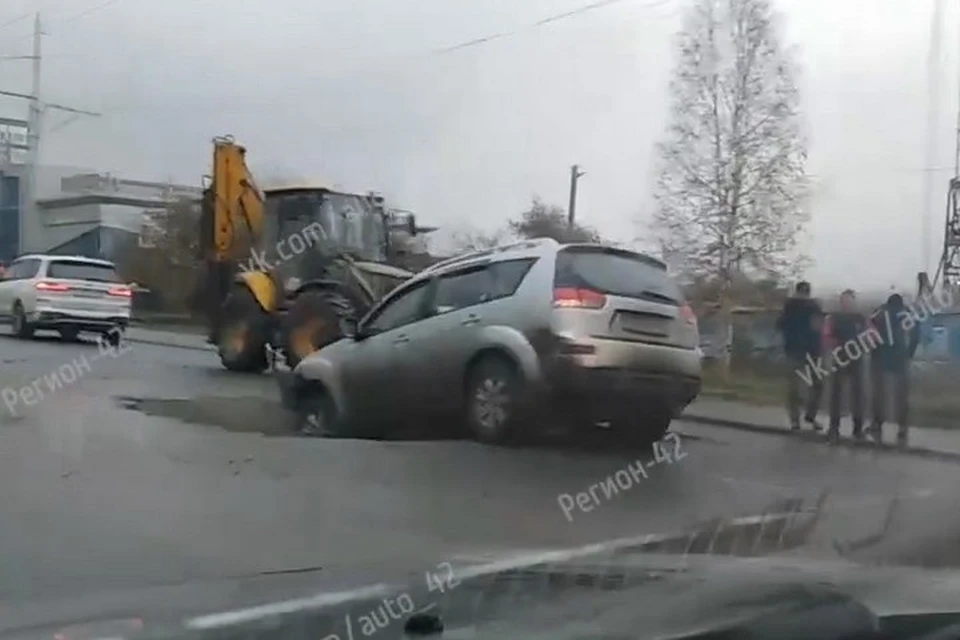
[[393, 335, 410, 345], [461, 314, 480, 326]]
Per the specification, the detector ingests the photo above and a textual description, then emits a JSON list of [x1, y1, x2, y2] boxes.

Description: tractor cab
[[260, 185, 415, 304], [263, 185, 384, 267]]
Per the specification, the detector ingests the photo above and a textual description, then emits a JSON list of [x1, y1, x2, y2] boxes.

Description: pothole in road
[[116, 395, 465, 442], [115, 394, 468, 443], [117, 395, 296, 437], [115, 395, 458, 440], [116, 395, 711, 451]]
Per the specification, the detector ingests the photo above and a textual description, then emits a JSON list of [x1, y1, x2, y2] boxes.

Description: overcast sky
[[0, 0, 956, 293]]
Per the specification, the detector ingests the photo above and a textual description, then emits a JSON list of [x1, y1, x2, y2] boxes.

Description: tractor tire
[[217, 285, 269, 373], [283, 289, 358, 369]]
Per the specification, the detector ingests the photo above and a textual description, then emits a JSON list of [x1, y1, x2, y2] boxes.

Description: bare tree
[[449, 197, 603, 256], [510, 197, 602, 243], [450, 229, 508, 253], [654, 0, 808, 281], [653, 0, 809, 374], [123, 198, 202, 314]]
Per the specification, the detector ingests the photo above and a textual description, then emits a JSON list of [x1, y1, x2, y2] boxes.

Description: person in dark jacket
[[823, 289, 867, 442], [867, 293, 921, 446], [776, 281, 825, 431]]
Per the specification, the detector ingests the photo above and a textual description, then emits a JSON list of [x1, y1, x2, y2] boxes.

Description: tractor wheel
[[217, 285, 269, 373], [283, 289, 358, 369]]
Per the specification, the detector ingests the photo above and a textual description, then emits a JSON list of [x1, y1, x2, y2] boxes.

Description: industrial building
[[0, 162, 202, 264], [0, 107, 436, 266], [0, 161, 436, 266]]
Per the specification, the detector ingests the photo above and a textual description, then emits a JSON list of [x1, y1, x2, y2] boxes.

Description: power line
[[1, 0, 128, 49], [3, 0, 677, 115], [90, 0, 679, 113], [435, 0, 674, 54], [0, 11, 32, 32], [57, 0, 126, 24], [535, 0, 667, 27]]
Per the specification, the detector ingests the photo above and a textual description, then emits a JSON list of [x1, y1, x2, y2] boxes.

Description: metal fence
[[700, 307, 960, 365], [698, 309, 784, 366]]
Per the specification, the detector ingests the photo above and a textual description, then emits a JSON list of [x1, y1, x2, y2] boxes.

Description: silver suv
[[279, 238, 701, 444]]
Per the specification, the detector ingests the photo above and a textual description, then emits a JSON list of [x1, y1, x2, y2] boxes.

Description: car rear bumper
[[30, 310, 129, 332], [539, 343, 702, 419], [545, 365, 700, 413]]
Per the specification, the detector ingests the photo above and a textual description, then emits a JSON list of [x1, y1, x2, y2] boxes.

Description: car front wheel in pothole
[[295, 388, 353, 438], [464, 357, 522, 445]]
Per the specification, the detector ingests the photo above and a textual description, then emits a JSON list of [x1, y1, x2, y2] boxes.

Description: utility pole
[[0, 12, 100, 255], [29, 13, 42, 165], [567, 164, 585, 228], [26, 12, 42, 255], [920, 0, 943, 275]]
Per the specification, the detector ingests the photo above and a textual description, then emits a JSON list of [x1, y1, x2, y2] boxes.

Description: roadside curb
[[682, 412, 960, 464]]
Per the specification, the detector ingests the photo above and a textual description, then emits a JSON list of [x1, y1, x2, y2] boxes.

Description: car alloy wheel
[[300, 403, 331, 436], [296, 389, 351, 438], [466, 357, 520, 444], [473, 377, 510, 433]]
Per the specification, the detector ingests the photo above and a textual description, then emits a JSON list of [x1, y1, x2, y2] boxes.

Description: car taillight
[[553, 287, 606, 309], [35, 281, 70, 292], [680, 303, 697, 327], [107, 286, 132, 298]]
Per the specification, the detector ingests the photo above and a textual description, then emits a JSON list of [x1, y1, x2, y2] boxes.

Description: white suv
[[0, 254, 132, 343]]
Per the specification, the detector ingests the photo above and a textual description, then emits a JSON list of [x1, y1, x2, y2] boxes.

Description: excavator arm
[[200, 136, 264, 262], [197, 136, 270, 343]]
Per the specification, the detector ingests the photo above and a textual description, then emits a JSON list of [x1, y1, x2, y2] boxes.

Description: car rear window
[[554, 247, 683, 305], [46, 261, 120, 283]]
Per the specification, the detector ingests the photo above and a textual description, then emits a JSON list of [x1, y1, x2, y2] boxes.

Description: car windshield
[[12, 0, 960, 633], [46, 260, 120, 282]]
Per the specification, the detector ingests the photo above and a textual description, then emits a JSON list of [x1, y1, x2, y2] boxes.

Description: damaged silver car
[[278, 238, 701, 444]]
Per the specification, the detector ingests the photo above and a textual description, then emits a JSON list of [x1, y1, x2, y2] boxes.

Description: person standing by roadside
[[776, 281, 825, 431], [823, 289, 866, 443], [867, 293, 921, 447]]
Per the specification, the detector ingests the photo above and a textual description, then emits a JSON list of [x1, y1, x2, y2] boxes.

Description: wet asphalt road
[[1, 328, 960, 610]]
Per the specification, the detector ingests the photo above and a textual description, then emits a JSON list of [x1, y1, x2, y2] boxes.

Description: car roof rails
[[421, 237, 559, 275]]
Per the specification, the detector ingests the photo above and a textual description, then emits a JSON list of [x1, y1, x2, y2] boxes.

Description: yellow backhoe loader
[[196, 135, 417, 372]]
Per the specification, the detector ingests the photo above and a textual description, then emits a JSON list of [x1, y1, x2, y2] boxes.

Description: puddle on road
[[117, 395, 296, 437]]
